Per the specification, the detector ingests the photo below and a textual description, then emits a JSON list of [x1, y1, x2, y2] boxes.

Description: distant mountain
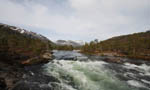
[[0, 23, 52, 43], [0, 23, 54, 65], [55, 40, 84, 47]]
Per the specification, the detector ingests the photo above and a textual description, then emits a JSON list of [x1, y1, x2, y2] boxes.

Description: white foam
[[141, 79, 150, 84], [124, 63, 150, 76], [29, 71, 34, 76], [127, 80, 145, 88], [44, 60, 133, 90]]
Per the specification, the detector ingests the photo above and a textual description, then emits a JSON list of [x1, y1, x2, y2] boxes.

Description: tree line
[[53, 45, 74, 51]]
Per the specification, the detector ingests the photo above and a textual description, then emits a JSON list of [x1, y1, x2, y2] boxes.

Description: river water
[[42, 50, 150, 90]]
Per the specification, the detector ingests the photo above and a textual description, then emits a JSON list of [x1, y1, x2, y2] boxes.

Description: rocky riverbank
[[0, 48, 54, 90], [81, 50, 150, 63], [0, 60, 60, 90]]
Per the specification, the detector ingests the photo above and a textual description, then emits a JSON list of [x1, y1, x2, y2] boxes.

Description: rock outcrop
[[0, 62, 60, 90]]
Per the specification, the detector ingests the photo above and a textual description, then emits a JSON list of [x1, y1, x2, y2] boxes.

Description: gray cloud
[[0, 0, 149, 41]]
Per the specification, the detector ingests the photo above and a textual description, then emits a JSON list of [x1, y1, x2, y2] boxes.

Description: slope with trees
[[0, 23, 54, 65], [81, 31, 150, 60]]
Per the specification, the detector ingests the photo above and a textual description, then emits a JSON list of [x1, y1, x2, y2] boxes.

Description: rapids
[[42, 50, 150, 90]]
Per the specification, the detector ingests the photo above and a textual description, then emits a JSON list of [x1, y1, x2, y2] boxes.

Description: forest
[[81, 31, 150, 60], [53, 45, 74, 51], [0, 25, 53, 62]]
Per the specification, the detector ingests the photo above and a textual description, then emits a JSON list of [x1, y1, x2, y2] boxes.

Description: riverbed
[[40, 50, 150, 90]]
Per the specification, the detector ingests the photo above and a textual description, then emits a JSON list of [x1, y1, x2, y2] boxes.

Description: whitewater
[[41, 51, 150, 90]]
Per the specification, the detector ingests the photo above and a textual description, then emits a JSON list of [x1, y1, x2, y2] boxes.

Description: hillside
[[81, 31, 150, 60], [0, 23, 54, 65]]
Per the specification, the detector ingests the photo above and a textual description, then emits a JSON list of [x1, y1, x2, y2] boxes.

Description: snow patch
[[10, 27, 20, 31], [20, 30, 25, 33]]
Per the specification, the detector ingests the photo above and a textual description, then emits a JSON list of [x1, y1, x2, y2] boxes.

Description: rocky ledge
[[0, 62, 60, 90], [0, 44, 54, 90], [21, 52, 53, 65]]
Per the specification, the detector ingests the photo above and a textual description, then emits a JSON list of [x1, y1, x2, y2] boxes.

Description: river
[[40, 50, 150, 90]]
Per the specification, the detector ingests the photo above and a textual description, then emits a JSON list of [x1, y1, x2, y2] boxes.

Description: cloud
[[0, 0, 149, 41], [68, 0, 150, 38]]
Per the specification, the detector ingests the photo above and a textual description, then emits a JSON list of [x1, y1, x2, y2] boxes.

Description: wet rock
[[61, 56, 77, 60], [0, 61, 61, 90], [23, 73, 60, 84], [11, 81, 51, 90], [103, 57, 124, 64], [9, 71, 60, 90], [21, 56, 42, 65], [0, 78, 6, 90]]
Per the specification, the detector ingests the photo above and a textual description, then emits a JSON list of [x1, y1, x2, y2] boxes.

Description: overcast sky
[[0, 0, 149, 42]]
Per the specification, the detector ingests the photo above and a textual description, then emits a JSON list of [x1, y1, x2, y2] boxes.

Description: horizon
[[1, 22, 150, 43], [0, 0, 149, 42], [1, 22, 149, 43]]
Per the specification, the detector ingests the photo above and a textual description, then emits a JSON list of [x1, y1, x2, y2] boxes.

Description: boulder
[[41, 52, 53, 60], [21, 52, 53, 65]]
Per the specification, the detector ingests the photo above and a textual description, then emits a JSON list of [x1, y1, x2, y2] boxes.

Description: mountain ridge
[[55, 40, 84, 47], [0, 23, 52, 43]]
